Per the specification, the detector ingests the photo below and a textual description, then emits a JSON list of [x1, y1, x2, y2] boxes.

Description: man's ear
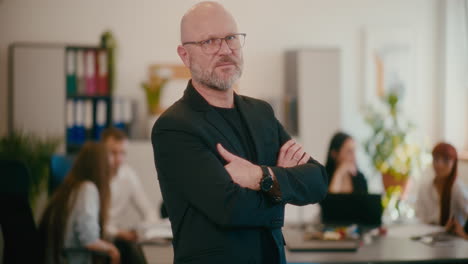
[[177, 45, 190, 68]]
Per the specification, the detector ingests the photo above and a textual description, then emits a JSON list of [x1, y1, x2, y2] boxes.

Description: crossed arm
[[217, 139, 311, 192], [153, 123, 327, 228]]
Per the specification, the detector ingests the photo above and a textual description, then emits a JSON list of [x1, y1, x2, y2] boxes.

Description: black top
[[212, 105, 257, 163], [213, 105, 278, 264], [326, 167, 368, 194]]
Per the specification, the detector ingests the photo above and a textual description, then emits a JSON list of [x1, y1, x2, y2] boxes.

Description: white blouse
[[62, 181, 101, 264], [415, 175, 468, 226]]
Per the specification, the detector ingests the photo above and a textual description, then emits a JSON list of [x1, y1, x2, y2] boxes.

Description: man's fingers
[[298, 152, 310, 165], [278, 139, 296, 160], [292, 146, 304, 161], [285, 143, 301, 160], [217, 143, 237, 163]]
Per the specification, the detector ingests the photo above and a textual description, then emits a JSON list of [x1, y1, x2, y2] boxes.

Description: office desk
[[142, 227, 468, 264], [284, 228, 468, 263]]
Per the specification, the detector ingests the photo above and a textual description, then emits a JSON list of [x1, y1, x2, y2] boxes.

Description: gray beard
[[190, 61, 242, 91]]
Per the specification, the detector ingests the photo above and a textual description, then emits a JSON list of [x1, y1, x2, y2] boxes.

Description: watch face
[[261, 175, 274, 192]]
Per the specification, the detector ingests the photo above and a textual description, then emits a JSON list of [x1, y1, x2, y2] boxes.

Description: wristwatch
[[260, 166, 274, 192]]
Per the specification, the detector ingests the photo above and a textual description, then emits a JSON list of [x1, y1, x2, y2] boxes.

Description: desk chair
[[49, 154, 74, 194], [0, 159, 40, 264], [1, 159, 110, 264]]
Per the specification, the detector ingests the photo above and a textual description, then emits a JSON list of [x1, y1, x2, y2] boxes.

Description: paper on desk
[[138, 219, 173, 241], [386, 223, 445, 238]]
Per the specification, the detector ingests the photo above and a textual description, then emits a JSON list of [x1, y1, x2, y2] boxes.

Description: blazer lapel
[[183, 81, 244, 156], [234, 94, 264, 164]]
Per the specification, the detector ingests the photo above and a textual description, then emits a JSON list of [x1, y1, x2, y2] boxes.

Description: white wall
[[1, 0, 441, 141], [1, 0, 448, 188], [440, 0, 468, 150]]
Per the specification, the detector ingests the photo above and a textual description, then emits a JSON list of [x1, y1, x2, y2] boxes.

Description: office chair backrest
[[49, 154, 74, 194], [0, 159, 41, 264]]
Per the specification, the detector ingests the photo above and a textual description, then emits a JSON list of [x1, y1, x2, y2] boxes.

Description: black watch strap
[[260, 166, 270, 178], [260, 166, 282, 204], [260, 166, 273, 193]]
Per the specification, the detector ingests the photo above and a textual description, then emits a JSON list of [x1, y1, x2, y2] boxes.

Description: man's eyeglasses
[[182, 33, 246, 54]]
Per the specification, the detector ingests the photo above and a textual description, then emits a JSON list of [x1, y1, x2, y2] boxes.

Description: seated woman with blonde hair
[[39, 142, 120, 264], [416, 142, 468, 239]]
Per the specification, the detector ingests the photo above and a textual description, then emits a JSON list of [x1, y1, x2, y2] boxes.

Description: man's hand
[[217, 143, 262, 191], [116, 230, 138, 242], [277, 139, 310, 168]]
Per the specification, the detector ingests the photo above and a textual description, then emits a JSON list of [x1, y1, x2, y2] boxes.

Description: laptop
[[286, 194, 382, 252], [284, 229, 360, 252], [320, 193, 383, 227]]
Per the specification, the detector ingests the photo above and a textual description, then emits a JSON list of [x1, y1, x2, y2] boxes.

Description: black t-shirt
[[212, 105, 257, 162], [212, 105, 279, 264]]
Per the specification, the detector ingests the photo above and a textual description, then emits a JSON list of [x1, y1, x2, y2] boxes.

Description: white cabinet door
[[10, 44, 66, 150], [286, 49, 341, 163]]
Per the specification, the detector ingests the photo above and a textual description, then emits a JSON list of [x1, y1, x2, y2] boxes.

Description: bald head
[[177, 2, 243, 93], [180, 1, 238, 43]]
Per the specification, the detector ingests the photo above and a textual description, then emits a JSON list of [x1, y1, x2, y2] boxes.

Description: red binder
[[97, 49, 109, 95], [85, 49, 97, 95]]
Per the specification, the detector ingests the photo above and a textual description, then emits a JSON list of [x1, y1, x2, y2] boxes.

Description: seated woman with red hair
[[416, 142, 468, 239]]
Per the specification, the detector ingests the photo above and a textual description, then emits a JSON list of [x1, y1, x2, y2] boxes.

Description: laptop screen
[[320, 193, 383, 227]]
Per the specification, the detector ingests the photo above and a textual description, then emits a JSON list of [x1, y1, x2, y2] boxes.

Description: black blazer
[[152, 81, 328, 264]]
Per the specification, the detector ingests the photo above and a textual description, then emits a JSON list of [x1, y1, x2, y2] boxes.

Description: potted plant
[[0, 131, 61, 221], [363, 89, 430, 198], [141, 66, 172, 137], [141, 66, 173, 115]]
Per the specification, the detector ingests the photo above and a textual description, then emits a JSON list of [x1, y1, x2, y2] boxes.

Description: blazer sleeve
[[152, 127, 284, 229], [269, 117, 328, 206]]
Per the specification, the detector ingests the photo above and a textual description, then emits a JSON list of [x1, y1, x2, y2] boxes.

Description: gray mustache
[[216, 56, 239, 66]]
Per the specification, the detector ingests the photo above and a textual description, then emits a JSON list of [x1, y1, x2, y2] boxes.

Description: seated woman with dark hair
[[39, 142, 120, 264], [325, 132, 368, 194], [416, 142, 468, 239]]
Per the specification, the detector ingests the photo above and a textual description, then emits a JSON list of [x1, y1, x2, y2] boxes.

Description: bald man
[[151, 2, 327, 264]]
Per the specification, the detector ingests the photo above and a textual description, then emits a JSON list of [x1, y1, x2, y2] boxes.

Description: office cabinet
[[284, 49, 341, 162], [8, 43, 114, 153]]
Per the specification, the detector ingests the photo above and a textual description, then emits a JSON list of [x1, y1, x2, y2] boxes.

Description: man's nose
[[217, 39, 233, 55]]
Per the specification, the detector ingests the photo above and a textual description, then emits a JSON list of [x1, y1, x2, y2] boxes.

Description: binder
[[95, 100, 107, 139], [97, 49, 108, 95], [112, 98, 124, 129], [65, 45, 112, 152], [66, 99, 75, 144], [66, 49, 77, 95], [84, 100, 93, 140], [85, 50, 97, 95], [75, 100, 86, 144], [76, 49, 85, 95]]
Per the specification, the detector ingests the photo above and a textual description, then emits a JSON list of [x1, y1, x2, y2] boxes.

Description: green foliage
[[363, 90, 428, 181], [0, 131, 61, 203], [141, 66, 172, 114], [142, 79, 167, 114], [381, 185, 403, 208]]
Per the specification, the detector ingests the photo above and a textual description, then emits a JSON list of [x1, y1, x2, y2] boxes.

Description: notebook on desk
[[284, 228, 360, 252], [320, 194, 383, 227]]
